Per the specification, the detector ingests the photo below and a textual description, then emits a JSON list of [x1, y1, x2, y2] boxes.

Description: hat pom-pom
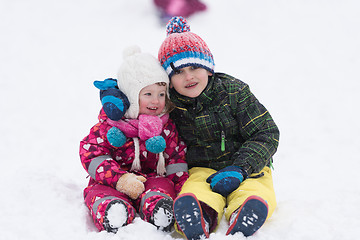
[[107, 127, 126, 147], [145, 136, 166, 154], [166, 16, 190, 36], [123, 45, 141, 59]]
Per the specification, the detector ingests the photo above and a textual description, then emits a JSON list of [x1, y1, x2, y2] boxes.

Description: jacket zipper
[[214, 111, 226, 152], [221, 130, 225, 152]]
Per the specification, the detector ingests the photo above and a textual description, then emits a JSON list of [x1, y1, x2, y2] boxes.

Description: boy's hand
[[206, 166, 247, 197], [116, 173, 146, 199]]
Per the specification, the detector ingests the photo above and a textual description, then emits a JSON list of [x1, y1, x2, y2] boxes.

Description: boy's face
[[138, 83, 167, 116], [170, 66, 212, 98]]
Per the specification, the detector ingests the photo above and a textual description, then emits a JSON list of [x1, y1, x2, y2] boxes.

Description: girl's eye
[[144, 93, 151, 96], [159, 93, 166, 97]]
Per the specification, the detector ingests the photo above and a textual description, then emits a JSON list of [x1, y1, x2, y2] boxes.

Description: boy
[[158, 16, 280, 239]]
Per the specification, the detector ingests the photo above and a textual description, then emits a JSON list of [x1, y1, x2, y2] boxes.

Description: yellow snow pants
[[177, 166, 276, 231]]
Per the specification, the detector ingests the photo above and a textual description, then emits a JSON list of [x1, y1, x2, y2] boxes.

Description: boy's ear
[[208, 71, 213, 76], [169, 82, 174, 88]]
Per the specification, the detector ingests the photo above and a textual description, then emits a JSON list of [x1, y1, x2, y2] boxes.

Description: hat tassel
[[130, 137, 141, 172], [157, 152, 166, 176]]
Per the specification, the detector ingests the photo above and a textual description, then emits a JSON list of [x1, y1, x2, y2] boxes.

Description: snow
[[153, 206, 172, 228], [106, 202, 127, 230], [1, 0, 359, 239]]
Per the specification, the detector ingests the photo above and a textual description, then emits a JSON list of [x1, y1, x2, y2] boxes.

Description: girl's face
[[170, 66, 212, 98], [139, 83, 167, 116]]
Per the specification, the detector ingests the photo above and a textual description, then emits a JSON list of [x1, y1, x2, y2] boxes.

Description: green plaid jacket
[[169, 73, 280, 175]]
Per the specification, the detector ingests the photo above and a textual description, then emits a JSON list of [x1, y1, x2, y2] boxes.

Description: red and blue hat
[[158, 16, 215, 78]]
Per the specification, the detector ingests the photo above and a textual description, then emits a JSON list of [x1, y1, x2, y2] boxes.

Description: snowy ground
[[1, 0, 359, 239]]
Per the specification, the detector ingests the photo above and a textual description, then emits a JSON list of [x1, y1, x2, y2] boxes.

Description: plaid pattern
[[169, 73, 279, 175]]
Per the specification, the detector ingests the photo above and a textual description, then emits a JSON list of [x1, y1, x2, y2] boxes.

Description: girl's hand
[[116, 173, 146, 199]]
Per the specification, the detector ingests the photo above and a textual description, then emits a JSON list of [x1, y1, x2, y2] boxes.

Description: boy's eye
[[191, 66, 199, 70], [174, 69, 182, 75]]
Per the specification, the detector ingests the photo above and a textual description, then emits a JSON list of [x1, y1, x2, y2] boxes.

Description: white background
[[1, 0, 359, 239]]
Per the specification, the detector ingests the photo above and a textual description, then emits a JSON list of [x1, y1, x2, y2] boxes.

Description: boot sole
[[226, 195, 268, 237], [173, 193, 209, 240], [151, 198, 174, 232]]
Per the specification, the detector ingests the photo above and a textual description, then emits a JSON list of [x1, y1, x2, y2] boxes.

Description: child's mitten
[[116, 173, 147, 199], [206, 166, 247, 197], [94, 78, 118, 90], [94, 78, 130, 121]]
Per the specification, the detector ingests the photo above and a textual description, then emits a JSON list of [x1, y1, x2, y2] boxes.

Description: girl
[[79, 46, 188, 233]]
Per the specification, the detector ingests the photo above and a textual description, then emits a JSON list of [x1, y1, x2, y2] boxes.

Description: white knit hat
[[117, 46, 170, 119]]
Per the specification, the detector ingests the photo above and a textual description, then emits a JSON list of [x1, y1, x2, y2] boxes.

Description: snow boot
[[149, 197, 175, 232], [173, 193, 210, 240], [226, 195, 268, 237], [103, 199, 129, 233]]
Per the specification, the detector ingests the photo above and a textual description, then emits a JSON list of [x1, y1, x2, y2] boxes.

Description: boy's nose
[[185, 71, 193, 81]]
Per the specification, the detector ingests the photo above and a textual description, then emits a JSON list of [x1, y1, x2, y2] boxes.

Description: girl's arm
[[162, 119, 189, 195], [79, 115, 127, 188]]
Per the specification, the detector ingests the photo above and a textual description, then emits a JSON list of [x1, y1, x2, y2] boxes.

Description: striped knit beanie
[[158, 16, 215, 78]]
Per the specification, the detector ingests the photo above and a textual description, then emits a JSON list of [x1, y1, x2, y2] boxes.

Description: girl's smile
[[138, 83, 167, 116]]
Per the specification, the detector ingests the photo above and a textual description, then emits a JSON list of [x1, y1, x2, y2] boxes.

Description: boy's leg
[[84, 183, 136, 232], [225, 166, 276, 236], [174, 167, 227, 238], [226, 195, 268, 236], [173, 193, 209, 240], [138, 177, 176, 231]]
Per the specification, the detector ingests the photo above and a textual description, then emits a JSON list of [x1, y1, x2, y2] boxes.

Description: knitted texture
[[117, 45, 169, 119], [158, 16, 215, 78], [107, 127, 126, 147], [146, 136, 166, 154], [116, 173, 147, 199]]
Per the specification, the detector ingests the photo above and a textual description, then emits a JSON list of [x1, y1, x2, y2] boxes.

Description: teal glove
[[206, 166, 247, 197]]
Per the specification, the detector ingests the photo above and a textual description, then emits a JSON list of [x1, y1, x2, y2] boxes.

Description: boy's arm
[[232, 84, 280, 175]]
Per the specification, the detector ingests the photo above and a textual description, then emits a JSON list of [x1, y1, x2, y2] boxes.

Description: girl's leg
[[84, 183, 136, 232], [138, 177, 176, 231]]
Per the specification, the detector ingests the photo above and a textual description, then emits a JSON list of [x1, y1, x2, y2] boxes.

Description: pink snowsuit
[[80, 109, 188, 231]]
